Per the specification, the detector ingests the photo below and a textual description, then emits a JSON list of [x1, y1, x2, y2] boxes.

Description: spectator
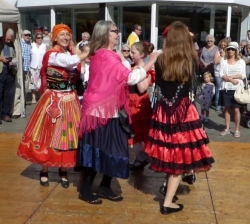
[[247, 29, 250, 41], [240, 39, 247, 57], [127, 24, 142, 47], [219, 42, 246, 138], [200, 34, 219, 77], [121, 44, 133, 65], [0, 28, 17, 123], [29, 32, 46, 103], [42, 26, 51, 49], [242, 41, 250, 79], [214, 38, 229, 112], [76, 32, 90, 49]]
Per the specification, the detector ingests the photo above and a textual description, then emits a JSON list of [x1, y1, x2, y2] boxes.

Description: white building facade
[[5, 0, 250, 49]]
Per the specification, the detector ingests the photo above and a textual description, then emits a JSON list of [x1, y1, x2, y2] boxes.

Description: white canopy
[[1, 0, 25, 118], [0, 0, 20, 23]]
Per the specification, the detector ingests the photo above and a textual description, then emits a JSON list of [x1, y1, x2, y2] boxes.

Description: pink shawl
[[79, 49, 131, 133]]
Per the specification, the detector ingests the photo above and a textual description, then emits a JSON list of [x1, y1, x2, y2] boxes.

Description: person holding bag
[[219, 42, 246, 138]]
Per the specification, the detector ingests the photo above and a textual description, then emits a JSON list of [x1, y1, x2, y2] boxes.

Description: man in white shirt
[[127, 24, 142, 47]]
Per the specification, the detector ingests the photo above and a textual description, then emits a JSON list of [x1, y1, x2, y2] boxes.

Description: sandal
[[78, 193, 102, 205], [96, 186, 123, 202], [40, 171, 49, 187], [219, 129, 230, 136], [2, 116, 12, 122], [58, 168, 69, 188], [234, 131, 240, 138]]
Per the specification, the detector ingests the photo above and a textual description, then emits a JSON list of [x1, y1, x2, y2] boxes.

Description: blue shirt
[[21, 38, 31, 71]]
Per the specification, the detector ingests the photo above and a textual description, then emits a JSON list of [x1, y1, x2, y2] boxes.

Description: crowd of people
[[4, 19, 250, 215]]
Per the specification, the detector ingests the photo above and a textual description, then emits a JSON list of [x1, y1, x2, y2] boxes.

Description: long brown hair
[[158, 21, 198, 82]]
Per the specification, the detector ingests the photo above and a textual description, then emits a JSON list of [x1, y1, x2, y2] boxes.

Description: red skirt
[[128, 92, 152, 145], [17, 89, 81, 167], [144, 98, 214, 175]]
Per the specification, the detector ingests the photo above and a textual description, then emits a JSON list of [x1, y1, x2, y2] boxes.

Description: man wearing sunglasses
[[127, 24, 142, 47]]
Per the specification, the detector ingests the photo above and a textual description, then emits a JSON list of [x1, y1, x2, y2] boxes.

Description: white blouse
[[30, 43, 47, 69], [219, 59, 246, 90]]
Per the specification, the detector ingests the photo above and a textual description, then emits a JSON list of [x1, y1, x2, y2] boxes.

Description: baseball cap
[[43, 27, 48, 31], [23, 30, 31, 35]]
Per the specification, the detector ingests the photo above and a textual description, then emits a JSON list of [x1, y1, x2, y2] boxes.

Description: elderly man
[[76, 32, 90, 49], [127, 24, 142, 47], [12, 30, 31, 118], [0, 28, 17, 123]]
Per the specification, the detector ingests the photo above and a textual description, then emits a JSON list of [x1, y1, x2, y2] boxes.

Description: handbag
[[234, 78, 250, 104], [118, 109, 135, 138]]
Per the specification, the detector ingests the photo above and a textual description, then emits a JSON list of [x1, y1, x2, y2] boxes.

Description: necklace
[[161, 82, 184, 106]]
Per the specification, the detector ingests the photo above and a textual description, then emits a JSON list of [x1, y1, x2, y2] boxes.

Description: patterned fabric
[[17, 89, 80, 167], [198, 83, 215, 110], [21, 38, 31, 71]]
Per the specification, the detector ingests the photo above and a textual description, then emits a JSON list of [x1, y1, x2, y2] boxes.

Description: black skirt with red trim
[[144, 97, 214, 175]]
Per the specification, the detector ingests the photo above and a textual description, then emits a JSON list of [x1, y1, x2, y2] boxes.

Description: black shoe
[[58, 168, 69, 188], [160, 204, 184, 215], [0, 120, 2, 124], [182, 174, 196, 185], [78, 193, 102, 205], [159, 185, 178, 202], [96, 186, 123, 202], [12, 115, 21, 119], [73, 166, 83, 172], [129, 160, 149, 171], [40, 171, 49, 187]]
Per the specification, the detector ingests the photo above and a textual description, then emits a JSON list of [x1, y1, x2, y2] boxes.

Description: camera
[[7, 57, 12, 62]]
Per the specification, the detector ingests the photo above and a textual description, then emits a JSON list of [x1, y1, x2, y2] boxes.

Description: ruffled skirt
[[77, 118, 129, 179], [17, 89, 81, 167], [144, 99, 214, 175], [128, 93, 152, 145]]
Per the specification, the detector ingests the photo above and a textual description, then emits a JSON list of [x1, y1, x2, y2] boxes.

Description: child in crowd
[[128, 42, 155, 171], [199, 72, 215, 123]]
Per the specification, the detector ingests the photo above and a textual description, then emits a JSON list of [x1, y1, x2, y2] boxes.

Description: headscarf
[[51, 24, 72, 45]]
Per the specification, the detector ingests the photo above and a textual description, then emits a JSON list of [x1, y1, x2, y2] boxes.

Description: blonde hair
[[203, 72, 213, 82]]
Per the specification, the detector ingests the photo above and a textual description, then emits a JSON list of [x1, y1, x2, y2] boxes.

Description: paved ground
[[1, 100, 250, 143], [1, 99, 250, 224]]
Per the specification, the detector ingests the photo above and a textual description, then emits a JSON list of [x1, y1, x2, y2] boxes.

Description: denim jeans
[[214, 76, 222, 109]]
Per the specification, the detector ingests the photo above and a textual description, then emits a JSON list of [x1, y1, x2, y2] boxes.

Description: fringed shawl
[[79, 49, 131, 133]]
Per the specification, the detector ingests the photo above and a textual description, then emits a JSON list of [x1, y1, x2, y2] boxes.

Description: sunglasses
[[207, 40, 213, 43], [110, 30, 119, 34], [137, 29, 142, 31], [36, 37, 43, 39], [122, 50, 130, 52], [24, 34, 31, 37], [227, 48, 236, 51]]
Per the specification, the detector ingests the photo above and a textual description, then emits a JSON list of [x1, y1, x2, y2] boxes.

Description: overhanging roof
[[16, 0, 250, 8]]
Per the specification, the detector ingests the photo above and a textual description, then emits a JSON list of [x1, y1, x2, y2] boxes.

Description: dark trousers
[[0, 67, 15, 118]]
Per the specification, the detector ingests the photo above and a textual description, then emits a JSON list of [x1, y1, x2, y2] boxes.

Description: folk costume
[[128, 69, 155, 145], [144, 61, 215, 175], [77, 49, 146, 179], [17, 25, 81, 168]]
